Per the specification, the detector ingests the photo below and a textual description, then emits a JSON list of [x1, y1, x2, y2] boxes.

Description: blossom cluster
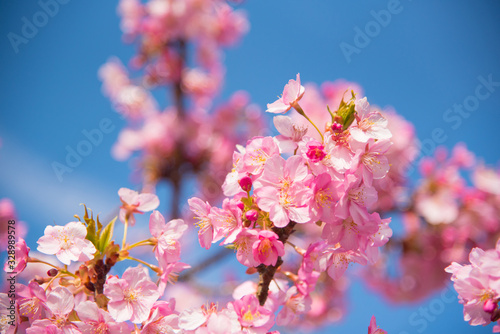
[[188, 74, 394, 326], [446, 240, 500, 331], [0, 187, 384, 333], [99, 0, 265, 200], [365, 144, 500, 302]]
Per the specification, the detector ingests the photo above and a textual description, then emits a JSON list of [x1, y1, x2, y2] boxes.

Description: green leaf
[[98, 216, 116, 253], [241, 196, 253, 209], [81, 204, 98, 248]]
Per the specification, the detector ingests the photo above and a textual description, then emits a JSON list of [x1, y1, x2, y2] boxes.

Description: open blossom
[[276, 286, 311, 326], [350, 97, 391, 143], [149, 210, 187, 265], [267, 74, 305, 114], [104, 265, 160, 324], [188, 197, 216, 249], [273, 115, 308, 152], [229, 294, 274, 331], [242, 136, 280, 176], [336, 173, 377, 225], [28, 287, 79, 334], [37, 222, 96, 265], [446, 243, 500, 327], [308, 173, 338, 223], [179, 304, 240, 333], [74, 301, 129, 333], [17, 282, 48, 322], [118, 187, 159, 225], [350, 139, 391, 187], [142, 301, 180, 334], [252, 230, 284, 266]]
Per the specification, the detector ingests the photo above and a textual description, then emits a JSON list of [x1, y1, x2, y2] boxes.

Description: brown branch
[[256, 221, 297, 306]]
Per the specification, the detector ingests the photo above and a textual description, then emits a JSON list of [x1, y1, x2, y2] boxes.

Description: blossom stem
[[286, 241, 306, 255], [125, 240, 155, 251], [125, 256, 159, 273], [28, 257, 59, 269], [293, 103, 324, 142], [122, 217, 129, 248], [44, 273, 62, 291]]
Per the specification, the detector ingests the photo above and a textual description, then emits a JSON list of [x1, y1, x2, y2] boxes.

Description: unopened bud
[[484, 299, 497, 314], [47, 268, 59, 277], [239, 176, 253, 192], [306, 140, 326, 163], [331, 122, 342, 132], [246, 209, 258, 222]]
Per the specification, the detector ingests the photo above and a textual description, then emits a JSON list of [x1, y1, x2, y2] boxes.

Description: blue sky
[[1, 0, 499, 333]]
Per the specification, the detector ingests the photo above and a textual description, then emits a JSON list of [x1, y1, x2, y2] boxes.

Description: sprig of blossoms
[[446, 239, 500, 331], [189, 74, 394, 317]]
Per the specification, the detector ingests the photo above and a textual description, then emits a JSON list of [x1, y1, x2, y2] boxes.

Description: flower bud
[[239, 176, 253, 192], [47, 269, 58, 277], [245, 209, 258, 222], [331, 122, 342, 132], [484, 299, 497, 314], [306, 140, 326, 163]]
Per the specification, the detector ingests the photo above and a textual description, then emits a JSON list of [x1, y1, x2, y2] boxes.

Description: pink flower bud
[[484, 299, 497, 314], [245, 209, 258, 222], [237, 201, 244, 211], [331, 123, 342, 132], [47, 268, 58, 277], [306, 141, 326, 163], [239, 176, 253, 192]]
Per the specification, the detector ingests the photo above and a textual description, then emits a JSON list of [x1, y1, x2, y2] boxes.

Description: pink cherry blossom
[[104, 265, 160, 323], [305, 140, 327, 163], [188, 197, 216, 249], [209, 198, 243, 244], [28, 287, 79, 334], [233, 229, 260, 267], [158, 261, 191, 295], [276, 286, 311, 326], [252, 230, 284, 266], [142, 301, 180, 334], [336, 174, 378, 225], [308, 173, 338, 223], [368, 315, 387, 334], [322, 216, 379, 251], [149, 210, 187, 265], [74, 301, 129, 333], [267, 74, 305, 114], [118, 187, 160, 225], [350, 139, 391, 187], [255, 183, 311, 228], [241, 136, 280, 176], [229, 294, 274, 331], [350, 98, 391, 143], [273, 115, 308, 152], [37, 222, 96, 265], [17, 282, 48, 322]]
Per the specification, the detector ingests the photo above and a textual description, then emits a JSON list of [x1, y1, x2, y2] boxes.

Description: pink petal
[[137, 193, 160, 212], [149, 210, 165, 237]]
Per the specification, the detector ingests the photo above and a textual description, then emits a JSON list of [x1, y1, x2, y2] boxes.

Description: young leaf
[[98, 216, 117, 253]]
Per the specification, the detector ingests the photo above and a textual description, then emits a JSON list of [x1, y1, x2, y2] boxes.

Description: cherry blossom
[[104, 265, 160, 323], [37, 222, 96, 265], [267, 74, 306, 114], [118, 187, 160, 225]]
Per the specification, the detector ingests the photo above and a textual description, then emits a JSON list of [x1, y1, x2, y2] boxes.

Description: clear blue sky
[[1, 1, 499, 333]]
